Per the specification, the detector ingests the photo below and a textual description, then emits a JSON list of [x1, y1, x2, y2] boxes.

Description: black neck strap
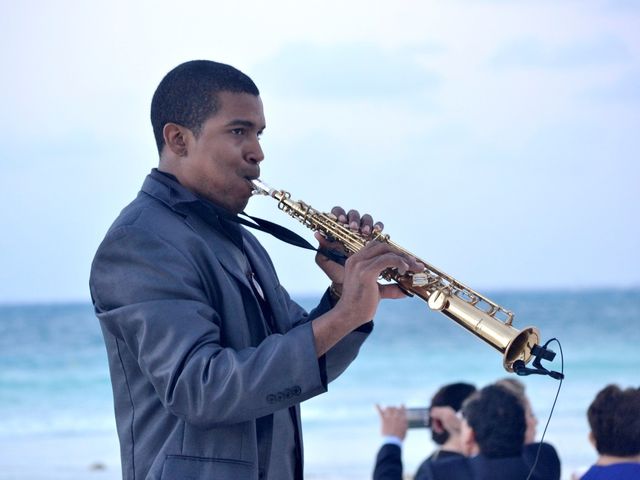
[[223, 211, 348, 266]]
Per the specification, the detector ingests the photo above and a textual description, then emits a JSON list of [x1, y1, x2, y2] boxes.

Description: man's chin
[[232, 197, 250, 215]]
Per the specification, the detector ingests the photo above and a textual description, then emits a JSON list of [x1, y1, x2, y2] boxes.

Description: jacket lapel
[[243, 235, 290, 334], [141, 172, 255, 293]]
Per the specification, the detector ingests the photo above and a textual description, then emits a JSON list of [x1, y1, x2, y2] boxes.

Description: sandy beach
[[0, 417, 596, 480], [0, 432, 120, 480]]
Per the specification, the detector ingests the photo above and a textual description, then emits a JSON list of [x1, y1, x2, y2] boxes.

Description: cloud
[[603, 0, 640, 12], [253, 43, 441, 100], [489, 35, 632, 69], [584, 68, 640, 103]]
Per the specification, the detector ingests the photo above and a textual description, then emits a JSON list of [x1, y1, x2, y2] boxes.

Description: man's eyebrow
[[225, 119, 264, 129]]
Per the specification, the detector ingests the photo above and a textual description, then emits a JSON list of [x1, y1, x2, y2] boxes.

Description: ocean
[[1, 288, 638, 479]]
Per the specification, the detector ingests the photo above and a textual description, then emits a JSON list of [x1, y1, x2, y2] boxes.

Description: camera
[[406, 407, 430, 429]]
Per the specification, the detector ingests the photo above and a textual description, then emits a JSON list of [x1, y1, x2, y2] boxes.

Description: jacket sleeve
[[373, 443, 404, 480], [90, 225, 330, 428], [311, 288, 374, 384]]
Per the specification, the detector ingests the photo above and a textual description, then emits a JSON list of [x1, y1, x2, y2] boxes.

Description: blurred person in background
[[424, 384, 560, 480], [373, 382, 476, 480], [495, 377, 537, 444], [573, 384, 640, 480]]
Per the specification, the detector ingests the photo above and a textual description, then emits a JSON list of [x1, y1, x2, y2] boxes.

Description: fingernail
[[350, 221, 358, 230], [363, 225, 371, 235], [339, 215, 347, 223]]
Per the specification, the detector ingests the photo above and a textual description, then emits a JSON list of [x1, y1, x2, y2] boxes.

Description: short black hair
[[462, 384, 525, 458], [150, 60, 260, 153], [430, 382, 476, 445], [588, 384, 640, 457]]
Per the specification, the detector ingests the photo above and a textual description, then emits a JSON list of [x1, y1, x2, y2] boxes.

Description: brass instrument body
[[251, 179, 540, 372]]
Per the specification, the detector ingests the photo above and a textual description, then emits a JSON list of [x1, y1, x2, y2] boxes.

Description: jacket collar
[[142, 168, 220, 216], [142, 169, 245, 246]]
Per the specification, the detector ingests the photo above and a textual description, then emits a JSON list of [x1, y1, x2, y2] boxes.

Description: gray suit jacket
[[90, 170, 372, 479]]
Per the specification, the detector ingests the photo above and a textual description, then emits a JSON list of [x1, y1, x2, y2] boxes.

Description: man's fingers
[[350, 242, 423, 274], [379, 284, 410, 300], [330, 207, 383, 236], [431, 418, 444, 434], [315, 231, 342, 249], [347, 209, 361, 231], [331, 206, 347, 224], [360, 214, 373, 236], [349, 240, 395, 260]]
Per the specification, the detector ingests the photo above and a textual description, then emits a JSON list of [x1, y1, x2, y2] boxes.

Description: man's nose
[[247, 137, 264, 164]]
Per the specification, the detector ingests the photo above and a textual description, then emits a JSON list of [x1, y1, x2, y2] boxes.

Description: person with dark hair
[[373, 382, 476, 480], [577, 384, 640, 480], [90, 60, 423, 480], [423, 384, 561, 480]]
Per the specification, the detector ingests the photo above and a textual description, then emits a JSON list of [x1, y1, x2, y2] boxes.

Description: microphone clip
[[513, 341, 564, 380]]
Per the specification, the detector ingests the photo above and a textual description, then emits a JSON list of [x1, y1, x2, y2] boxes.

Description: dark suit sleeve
[[523, 442, 561, 480], [90, 225, 329, 428], [414, 458, 436, 480], [373, 443, 404, 480]]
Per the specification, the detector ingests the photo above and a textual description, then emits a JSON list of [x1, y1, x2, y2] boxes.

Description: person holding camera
[[373, 382, 477, 480], [424, 384, 560, 480]]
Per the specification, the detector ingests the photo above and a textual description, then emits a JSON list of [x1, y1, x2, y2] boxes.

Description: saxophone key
[[428, 289, 449, 311], [411, 272, 430, 287]]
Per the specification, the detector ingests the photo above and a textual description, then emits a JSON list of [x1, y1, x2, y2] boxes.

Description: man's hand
[[311, 239, 423, 356], [430, 406, 468, 455], [310, 210, 423, 356], [429, 406, 462, 437], [376, 404, 408, 441], [336, 240, 423, 326], [314, 206, 384, 285]]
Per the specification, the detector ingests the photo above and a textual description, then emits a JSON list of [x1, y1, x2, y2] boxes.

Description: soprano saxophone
[[251, 179, 541, 372]]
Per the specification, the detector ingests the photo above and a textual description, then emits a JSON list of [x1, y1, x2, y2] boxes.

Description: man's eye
[[231, 128, 245, 135]]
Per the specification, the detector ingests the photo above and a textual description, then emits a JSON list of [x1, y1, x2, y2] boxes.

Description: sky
[[0, 0, 639, 303]]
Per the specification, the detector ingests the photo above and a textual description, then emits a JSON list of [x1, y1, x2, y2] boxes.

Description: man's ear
[[163, 123, 189, 157], [588, 431, 596, 448]]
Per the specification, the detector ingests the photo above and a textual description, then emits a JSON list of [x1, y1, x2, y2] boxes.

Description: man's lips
[[244, 176, 259, 194]]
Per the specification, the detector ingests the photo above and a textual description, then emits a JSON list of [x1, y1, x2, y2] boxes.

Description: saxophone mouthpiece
[[251, 178, 273, 196]]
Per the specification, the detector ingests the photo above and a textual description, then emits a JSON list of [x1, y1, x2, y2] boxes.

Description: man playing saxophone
[[89, 59, 423, 480]]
